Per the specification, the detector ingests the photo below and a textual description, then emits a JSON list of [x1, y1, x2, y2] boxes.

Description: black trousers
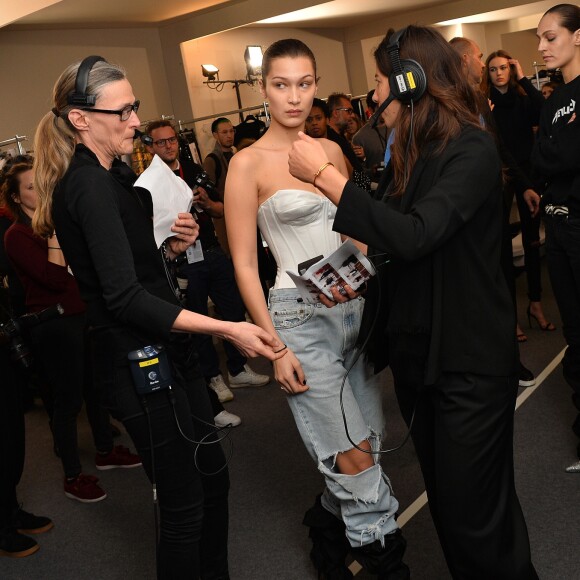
[[545, 215, 580, 457], [90, 328, 230, 580], [0, 348, 26, 528], [391, 356, 537, 580], [30, 313, 112, 478]]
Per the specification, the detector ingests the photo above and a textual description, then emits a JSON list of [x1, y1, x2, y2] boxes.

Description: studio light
[[244, 46, 263, 78], [201, 64, 219, 81]]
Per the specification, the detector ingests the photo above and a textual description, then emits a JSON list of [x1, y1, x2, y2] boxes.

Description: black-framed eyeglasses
[[152, 136, 178, 147], [80, 100, 140, 121], [336, 107, 354, 114]]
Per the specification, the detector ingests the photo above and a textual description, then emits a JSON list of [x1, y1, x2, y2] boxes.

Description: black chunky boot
[[351, 530, 410, 580], [302, 494, 353, 580]]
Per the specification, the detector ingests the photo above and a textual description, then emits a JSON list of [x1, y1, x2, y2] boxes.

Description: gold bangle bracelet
[[313, 161, 334, 186]]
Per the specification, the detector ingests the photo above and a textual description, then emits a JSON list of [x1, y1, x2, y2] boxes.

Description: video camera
[[192, 171, 219, 198], [0, 304, 64, 368]]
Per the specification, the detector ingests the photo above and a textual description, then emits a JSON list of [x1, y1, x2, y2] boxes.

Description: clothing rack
[[531, 61, 547, 89], [178, 102, 270, 129], [0, 135, 28, 155]]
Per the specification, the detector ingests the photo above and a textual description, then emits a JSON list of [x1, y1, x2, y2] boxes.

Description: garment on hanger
[[234, 115, 266, 147]]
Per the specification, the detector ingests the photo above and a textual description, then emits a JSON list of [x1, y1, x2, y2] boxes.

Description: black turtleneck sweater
[[490, 76, 543, 167], [52, 144, 182, 344]]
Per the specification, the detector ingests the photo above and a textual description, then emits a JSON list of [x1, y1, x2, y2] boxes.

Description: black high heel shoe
[[527, 305, 556, 331]]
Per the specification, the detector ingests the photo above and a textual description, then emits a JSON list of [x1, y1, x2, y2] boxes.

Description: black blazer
[[333, 127, 517, 384]]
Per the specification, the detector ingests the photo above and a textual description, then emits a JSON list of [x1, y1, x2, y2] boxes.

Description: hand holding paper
[[134, 155, 195, 247]]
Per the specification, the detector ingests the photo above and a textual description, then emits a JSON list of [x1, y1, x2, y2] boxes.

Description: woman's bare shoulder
[[230, 142, 272, 172], [318, 137, 345, 164], [319, 137, 342, 155]]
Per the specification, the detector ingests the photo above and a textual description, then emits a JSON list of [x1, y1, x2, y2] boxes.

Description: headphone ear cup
[[389, 59, 427, 104]]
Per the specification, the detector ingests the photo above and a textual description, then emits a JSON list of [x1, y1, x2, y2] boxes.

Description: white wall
[[180, 26, 350, 156], [0, 2, 552, 154], [0, 27, 172, 150]]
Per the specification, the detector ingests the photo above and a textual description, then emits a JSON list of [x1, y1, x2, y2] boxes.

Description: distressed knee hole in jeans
[[318, 432, 399, 546]]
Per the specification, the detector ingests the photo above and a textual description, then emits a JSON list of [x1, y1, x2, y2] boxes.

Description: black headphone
[[67, 55, 107, 106], [386, 27, 427, 104], [371, 27, 427, 127]]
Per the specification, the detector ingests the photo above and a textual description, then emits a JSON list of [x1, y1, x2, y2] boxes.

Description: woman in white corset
[[225, 38, 409, 579]]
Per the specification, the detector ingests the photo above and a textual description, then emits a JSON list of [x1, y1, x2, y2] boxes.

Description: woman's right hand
[[273, 348, 309, 395], [223, 321, 287, 362]]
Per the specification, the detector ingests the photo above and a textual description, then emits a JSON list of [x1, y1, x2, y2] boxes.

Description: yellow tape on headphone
[[406, 71, 417, 90]]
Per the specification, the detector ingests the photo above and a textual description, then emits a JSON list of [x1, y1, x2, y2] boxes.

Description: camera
[[192, 171, 218, 198], [0, 304, 64, 368]]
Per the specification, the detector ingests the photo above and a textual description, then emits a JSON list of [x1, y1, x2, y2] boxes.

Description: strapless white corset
[[258, 189, 341, 289]]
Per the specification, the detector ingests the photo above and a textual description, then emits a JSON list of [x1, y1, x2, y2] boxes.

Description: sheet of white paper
[[134, 155, 193, 248]]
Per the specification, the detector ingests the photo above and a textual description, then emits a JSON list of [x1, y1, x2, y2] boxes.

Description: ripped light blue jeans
[[268, 288, 400, 547]]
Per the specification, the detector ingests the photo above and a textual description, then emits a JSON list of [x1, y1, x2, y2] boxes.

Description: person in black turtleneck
[[482, 50, 555, 337]]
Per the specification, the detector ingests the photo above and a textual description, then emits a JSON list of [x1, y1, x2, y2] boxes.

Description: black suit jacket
[[333, 127, 517, 384]]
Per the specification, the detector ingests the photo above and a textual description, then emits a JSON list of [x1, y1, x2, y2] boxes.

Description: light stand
[[202, 46, 263, 123], [203, 78, 254, 123]]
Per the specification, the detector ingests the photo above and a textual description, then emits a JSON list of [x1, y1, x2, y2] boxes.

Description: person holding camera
[[0, 161, 53, 558], [203, 117, 236, 256], [1, 159, 141, 504], [145, 121, 270, 417]]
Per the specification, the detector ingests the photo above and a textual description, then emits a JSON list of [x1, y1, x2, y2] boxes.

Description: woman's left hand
[[288, 132, 330, 184], [508, 58, 525, 81], [166, 213, 199, 258], [319, 283, 361, 308]]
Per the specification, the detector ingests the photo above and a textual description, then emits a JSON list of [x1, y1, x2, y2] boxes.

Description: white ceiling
[[2, 0, 554, 31]]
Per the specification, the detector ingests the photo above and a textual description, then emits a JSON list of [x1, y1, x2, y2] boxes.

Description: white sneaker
[[228, 364, 271, 389], [208, 375, 234, 403], [214, 410, 242, 428]]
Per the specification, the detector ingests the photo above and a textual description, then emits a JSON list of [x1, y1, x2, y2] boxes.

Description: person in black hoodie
[[532, 3, 580, 473], [482, 50, 555, 338]]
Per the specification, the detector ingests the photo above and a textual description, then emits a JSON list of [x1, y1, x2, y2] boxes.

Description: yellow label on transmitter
[[139, 358, 159, 367]]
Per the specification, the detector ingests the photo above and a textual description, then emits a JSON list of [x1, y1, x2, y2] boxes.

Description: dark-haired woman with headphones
[[289, 25, 538, 580]]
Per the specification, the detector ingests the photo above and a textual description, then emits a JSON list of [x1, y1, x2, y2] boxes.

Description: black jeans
[[0, 348, 26, 528], [182, 246, 246, 379], [391, 353, 537, 580], [545, 215, 580, 456], [90, 328, 230, 580], [30, 313, 112, 478]]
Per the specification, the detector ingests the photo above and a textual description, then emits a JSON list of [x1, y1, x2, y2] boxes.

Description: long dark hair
[[481, 50, 526, 97], [374, 25, 481, 196]]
